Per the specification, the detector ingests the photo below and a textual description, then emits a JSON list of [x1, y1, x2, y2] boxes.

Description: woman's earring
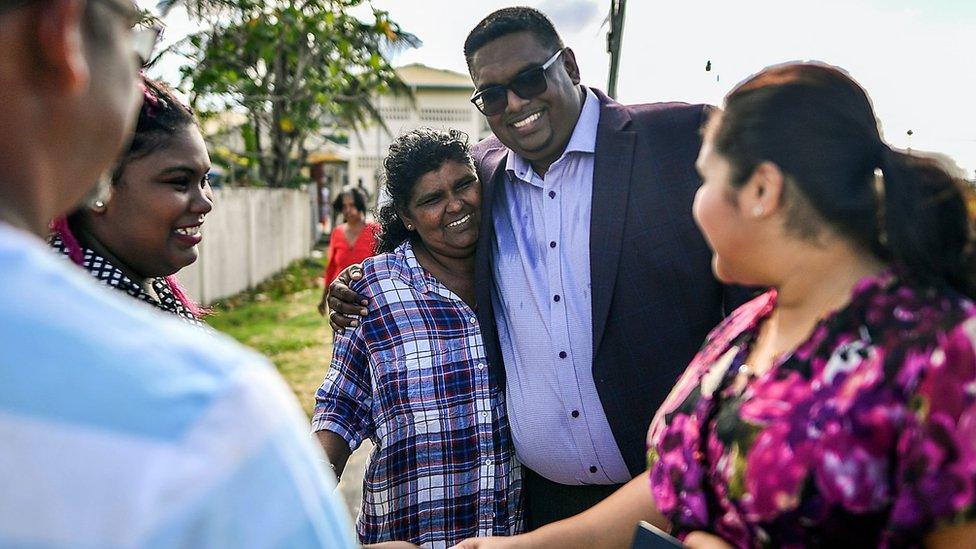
[[406, 224, 413, 230], [752, 205, 765, 217], [92, 200, 106, 212]]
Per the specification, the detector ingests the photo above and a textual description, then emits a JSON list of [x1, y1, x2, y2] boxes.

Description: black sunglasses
[[470, 49, 564, 116]]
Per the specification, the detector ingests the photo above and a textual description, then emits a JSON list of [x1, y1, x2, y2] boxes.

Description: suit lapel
[[474, 146, 509, 381], [475, 147, 508, 293], [590, 90, 636, 354]]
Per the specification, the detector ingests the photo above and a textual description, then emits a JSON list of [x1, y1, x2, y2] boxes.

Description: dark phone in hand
[[631, 521, 685, 548]]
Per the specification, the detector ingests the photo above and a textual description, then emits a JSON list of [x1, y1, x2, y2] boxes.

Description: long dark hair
[[714, 62, 975, 297], [375, 128, 473, 254], [52, 75, 205, 316]]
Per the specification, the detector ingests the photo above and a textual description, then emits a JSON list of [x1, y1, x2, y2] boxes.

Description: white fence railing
[[177, 186, 317, 305]]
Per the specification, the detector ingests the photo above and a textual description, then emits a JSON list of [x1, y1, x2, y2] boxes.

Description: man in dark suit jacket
[[464, 8, 742, 528], [328, 6, 744, 529]]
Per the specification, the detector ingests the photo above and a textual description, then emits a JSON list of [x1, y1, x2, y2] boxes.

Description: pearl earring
[[93, 200, 105, 209], [406, 224, 413, 230], [752, 205, 764, 217]]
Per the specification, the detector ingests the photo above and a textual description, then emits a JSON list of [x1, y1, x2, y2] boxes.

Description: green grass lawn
[[205, 254, 333, 418]]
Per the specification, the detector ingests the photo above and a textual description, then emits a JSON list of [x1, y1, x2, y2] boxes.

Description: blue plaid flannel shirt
[[313, 241, 522, 547]]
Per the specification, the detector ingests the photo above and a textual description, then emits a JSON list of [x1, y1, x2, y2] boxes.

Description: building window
[[356, 156, 380, 169], [419, 108, 472, 123]]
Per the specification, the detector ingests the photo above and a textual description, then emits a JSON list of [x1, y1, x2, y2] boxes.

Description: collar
[[49, 233, 204, 326], [505, 86, 600, 184], [393, 239, 428, 293], [392, 240, 464, 303]]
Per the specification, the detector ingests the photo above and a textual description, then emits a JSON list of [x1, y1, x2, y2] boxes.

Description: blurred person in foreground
[[313, 128, 522, 547], [318, 186, 379, 315], [50, 76, 212, 327], [453, 62, 976, 548], [0, 1, 358, 546]]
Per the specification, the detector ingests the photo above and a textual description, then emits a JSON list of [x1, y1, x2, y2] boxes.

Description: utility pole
[[607, 0, 627, 99]]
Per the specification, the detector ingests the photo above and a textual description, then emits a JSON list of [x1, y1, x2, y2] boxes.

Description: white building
[[348, 63, 492, 205]]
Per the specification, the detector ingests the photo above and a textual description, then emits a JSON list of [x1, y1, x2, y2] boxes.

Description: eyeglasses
[[90, 0, 162, 66], [470, 49, 564, 117], [0, 0, 161, 66], [131, 24, 162, 66]]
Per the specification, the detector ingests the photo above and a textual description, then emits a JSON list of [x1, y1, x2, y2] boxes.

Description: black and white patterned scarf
[[50, 234, 206, 328]]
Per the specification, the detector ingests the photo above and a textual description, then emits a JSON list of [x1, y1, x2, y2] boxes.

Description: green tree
[[174, 0, 418, 187]]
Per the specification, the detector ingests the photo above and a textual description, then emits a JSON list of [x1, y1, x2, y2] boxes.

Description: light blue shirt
[[0, 222, 356, 548], [491, 87, 630, 485]]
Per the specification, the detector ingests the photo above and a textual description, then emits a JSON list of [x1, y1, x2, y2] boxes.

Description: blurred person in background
[[454, 62, 976, 549], [0, 1, 357, 546], [318, 186, 379, 315], [50, 76, 212, 326]]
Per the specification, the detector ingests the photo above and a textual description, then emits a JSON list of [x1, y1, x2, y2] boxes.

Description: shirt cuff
[[311, 413, 365, 451]]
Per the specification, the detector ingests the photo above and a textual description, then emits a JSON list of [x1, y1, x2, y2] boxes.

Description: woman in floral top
[[453, 63, 976, 549]]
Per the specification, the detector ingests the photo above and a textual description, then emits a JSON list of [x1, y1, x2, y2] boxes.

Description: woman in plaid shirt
[[313, 128, 522, 547]]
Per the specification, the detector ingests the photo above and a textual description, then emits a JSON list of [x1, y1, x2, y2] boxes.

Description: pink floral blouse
[[648, 272, 976, 547]]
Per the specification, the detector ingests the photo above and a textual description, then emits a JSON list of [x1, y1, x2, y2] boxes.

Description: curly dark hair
[[376, 128, 472, 254]]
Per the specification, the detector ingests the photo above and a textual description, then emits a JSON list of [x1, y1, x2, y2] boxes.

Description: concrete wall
[[177, 186, 316, 305], [349, 88, 492, 205]]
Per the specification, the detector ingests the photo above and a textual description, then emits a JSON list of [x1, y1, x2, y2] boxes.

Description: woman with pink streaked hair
[[50, 75, 213, 326]]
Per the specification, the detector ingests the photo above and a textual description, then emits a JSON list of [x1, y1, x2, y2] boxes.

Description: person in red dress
[[319, 187, 379, 315]]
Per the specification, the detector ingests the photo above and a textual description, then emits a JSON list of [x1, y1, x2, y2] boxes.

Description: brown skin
[[340, 194, 366, 242], [77, 125, 213, 289], [467, 31, 583, 177], [399, 160, 480, 307], [447, 114, 976, 549], [326, 30, 585, 328], [449, 471, 664, 549], [317, 159, 481, 514], [0, 0, 141, 235]]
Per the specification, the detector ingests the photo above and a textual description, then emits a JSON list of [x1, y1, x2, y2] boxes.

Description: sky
[[145, 0, 976, 176]]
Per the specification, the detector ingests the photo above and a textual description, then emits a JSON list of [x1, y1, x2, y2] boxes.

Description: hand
[[684, 531, 733, 549], [326, 263, 368, 332], [450, 537, 521, 549]]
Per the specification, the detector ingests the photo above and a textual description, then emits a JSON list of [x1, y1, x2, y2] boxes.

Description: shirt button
[[589, 466, 598, 473], [469, 316, 477, 324], [553, 295, 561, 302], [477, 362, 486, 370], [548, 190, 556, 199], [559, 351, 567, 359], [485, 459, 493, 466], [571, 410, 580, 418], [549, 241, 556, 248]]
